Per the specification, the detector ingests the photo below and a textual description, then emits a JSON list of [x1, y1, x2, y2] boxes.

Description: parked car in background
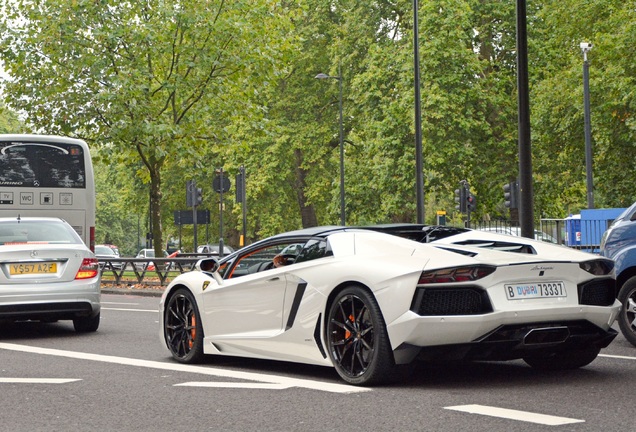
[[0, 216, 101, 332], [196, 244, 234, 256], [161, 226, 619, 385], [95, 244, 124, 271], [600, 201, 636, 346], [135, 248, 168, 271], [101, 244, 120, 256]]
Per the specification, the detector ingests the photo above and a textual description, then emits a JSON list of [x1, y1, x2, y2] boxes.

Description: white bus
[[0, 135, 96, 251]]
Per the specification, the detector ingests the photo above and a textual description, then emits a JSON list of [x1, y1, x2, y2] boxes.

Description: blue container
[[580, 208, 627, 250], [565, 214, 581, 247]]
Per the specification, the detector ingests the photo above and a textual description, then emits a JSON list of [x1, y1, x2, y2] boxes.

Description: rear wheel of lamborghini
[[164, 288, 204, 363], [523, 347, 600, 370], [326, 286, 395, 385]]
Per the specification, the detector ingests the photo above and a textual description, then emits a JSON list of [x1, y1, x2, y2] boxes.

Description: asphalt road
[[1, 293, 635, 432]]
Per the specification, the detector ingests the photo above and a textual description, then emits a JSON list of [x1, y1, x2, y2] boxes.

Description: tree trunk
[[294, 149, 318, 228], [149, 163, 164, 264]]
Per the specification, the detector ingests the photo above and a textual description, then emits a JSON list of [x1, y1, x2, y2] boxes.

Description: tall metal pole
[[315, 69, 346, 226], [516, 0, 534, 239], [337, 63, 346, 226], [218, 168, 225, 257], [241, 165, 247, 245], [582, 43, 594, 209], [413, 0, 425, 224], [191, 181, 198, 251]]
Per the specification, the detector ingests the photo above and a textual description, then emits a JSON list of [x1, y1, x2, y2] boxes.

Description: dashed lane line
[[101, 307, 157, 313], [0, 378, 81, 384], [445, 404, 584, 426]]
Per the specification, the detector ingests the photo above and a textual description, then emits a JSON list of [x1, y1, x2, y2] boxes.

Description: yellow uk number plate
[[9, 262, 57, 275]]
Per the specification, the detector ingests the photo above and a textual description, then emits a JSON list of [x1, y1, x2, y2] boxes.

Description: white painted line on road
[[175, 382, 291, 390], [0, 378, 81, 384], [101, 308, 157, 313], [0, 343, 369, 394], [102, 302, 140, 305], [599, 353, 636, 361], [444, 404, 584, 426]]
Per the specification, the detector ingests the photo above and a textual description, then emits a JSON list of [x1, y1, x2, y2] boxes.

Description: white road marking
[[0, 343, 369, 394], [101, 302, 140, 306], [0, 378, 81, 384], [175, 382, 291, 390], [101, 308, 157, 313], [445, 404, 584, 426], [599, 353, 636, 361]]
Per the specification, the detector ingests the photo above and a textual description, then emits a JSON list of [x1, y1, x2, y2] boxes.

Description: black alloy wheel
[[164, 288, 204, 363], [326, 286, 394, 385]]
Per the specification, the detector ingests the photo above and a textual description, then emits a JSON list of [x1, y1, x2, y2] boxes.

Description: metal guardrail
[[98, 256, 212, 286]]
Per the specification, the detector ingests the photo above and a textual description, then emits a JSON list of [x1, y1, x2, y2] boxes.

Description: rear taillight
[[418, 265, 496, 285], [76, 258, 99, 279], [579, 259, 614, 276]]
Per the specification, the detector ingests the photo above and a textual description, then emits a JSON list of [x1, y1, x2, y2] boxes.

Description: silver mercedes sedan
[[0, 216, 101, 332]]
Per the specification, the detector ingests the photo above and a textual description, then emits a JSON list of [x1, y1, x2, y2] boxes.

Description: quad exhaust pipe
[[523, 326, 570, 345]]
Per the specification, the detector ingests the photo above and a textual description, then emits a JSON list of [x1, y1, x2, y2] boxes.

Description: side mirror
[[197, 258, 219, 273]]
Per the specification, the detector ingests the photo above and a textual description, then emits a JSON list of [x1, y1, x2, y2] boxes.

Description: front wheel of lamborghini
[[164, 288, 204, 363], [326, 286, 395, 385]]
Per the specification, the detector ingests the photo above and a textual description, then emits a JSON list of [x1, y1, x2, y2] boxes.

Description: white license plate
[[9, 262, 57, 275], [505, 281, 566, 300]]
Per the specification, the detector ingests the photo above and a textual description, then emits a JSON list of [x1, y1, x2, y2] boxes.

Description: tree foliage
[[0, 0, 291, 254], [1, 0, 634, 251]]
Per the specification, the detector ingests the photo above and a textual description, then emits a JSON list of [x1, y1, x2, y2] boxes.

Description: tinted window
[[225, 241, 308, 278], [0, 141, 87, 188], [295, 239, 332, 263]]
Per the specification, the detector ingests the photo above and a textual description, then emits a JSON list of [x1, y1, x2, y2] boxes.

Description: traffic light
[[195, 187, 203, 206], [503, 180, 519, 209], [186, 180, 194, 207], [455, 183, 467, 213], [467, 193, 477, 212]]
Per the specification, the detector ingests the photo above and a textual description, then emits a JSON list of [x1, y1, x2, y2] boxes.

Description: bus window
[[0, 135, 96, 251]]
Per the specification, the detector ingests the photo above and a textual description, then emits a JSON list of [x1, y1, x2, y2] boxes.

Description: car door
[[201, 242, 299, 338]]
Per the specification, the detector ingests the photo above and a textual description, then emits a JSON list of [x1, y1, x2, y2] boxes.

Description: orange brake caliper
[[344, 314, 354, 340], [189, 314, 196, 349]]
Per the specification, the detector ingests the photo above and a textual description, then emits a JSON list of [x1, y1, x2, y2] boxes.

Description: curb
[[101, 285, 165, 297]]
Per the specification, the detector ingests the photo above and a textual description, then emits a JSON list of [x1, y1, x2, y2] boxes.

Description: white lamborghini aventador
[[160, 225, 620, 385]]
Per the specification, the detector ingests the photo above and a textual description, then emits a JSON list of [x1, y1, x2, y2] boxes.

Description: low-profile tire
[[73, 312, 100, 333], [523, 347, 601, 370], [326, 286, 395, 385], [617, 277, 636, 347], [164, 288, 205, 363]]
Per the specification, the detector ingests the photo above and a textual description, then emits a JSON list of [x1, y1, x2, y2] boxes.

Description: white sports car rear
[[160, 226, 620, 385]]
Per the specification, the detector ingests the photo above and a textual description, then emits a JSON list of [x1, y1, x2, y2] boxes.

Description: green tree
[[531, 0, 636, 216], [0, 0, 291, 257], [0, 102, 24, 133]]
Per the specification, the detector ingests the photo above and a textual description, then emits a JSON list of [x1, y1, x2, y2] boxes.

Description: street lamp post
[[315, 64, 346, 226], [413, 0, 424, 224], [581, 42, 594, 209]]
